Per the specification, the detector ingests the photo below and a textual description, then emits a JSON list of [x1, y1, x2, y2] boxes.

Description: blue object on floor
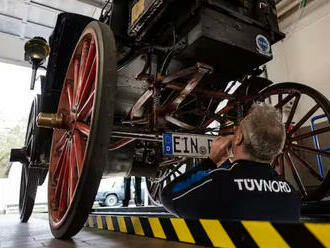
[[310, 114, 330, 178]]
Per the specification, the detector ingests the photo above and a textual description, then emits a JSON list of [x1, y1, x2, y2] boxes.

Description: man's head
[[232, 104, 286, 163]]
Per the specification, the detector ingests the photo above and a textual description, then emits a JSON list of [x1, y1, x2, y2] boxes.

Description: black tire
[[19, 165, 39, 222], [48, 21, 117, 239], [104, 194, 118, 207], [255, 82, 330, 200], [19, 96, 41, 222]]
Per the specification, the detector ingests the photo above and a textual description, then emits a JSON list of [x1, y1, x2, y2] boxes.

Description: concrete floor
[[0, 214, 206, 248]]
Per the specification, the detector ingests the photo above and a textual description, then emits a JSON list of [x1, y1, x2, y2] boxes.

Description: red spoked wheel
[[256, 82, 330, 200], [47, 21, 116, 238]]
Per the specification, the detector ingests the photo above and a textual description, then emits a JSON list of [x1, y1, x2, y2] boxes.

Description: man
[[122, 176, 143, 207], [161, 104, 301, 221]]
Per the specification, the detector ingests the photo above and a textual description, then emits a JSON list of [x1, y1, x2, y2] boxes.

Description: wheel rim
[[106, 195, 117, 206], [256, 83, 330, 200], [48, 28, 99, 225]]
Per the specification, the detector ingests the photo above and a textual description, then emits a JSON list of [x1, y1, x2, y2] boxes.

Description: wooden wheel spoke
[[289, 104, 320, 134], [75, 41, 90, 105], [52, 140, 69, 181], [75, 122, 90, 136], [291, 144, 330, 158], [270, 155, 279, 169], [286, 94, 300, 130], [54, 144, 70, 207], [66, 83, 73, 109], [279, 155, 285, 177], [267, 96, 272, 104], [68, 144, 78, 203], [54, 132, 67, 151], [284, 152, 307, 197], [275, 93, 297, 109], [78, 90, 95, 121], [73, 131, 86, 176], [278, 94, 283, 117], [81, 38, 96, 89], [291, 127, 330, 141], [73, 58, 80, 104], [59, 162, 70, 213], [288, 149, 323, 181], [78, 57, 96, 108]]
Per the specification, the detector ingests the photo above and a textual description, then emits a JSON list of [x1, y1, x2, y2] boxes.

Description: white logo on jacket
[[234, 179, 292, 193]]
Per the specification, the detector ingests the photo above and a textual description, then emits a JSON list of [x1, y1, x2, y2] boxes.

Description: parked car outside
[[95, 177, 125, 207], [95, 177, 147, 207]]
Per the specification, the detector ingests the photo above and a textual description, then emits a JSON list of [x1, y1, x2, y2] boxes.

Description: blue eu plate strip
[[163, 133, 173, 155]]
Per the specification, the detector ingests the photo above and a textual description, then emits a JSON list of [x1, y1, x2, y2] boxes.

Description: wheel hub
[[37, 113, 64, 129], [37, 112, 78, 132]]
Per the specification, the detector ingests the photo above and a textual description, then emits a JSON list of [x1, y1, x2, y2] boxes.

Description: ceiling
[[0, 0, 324, 66], [1, 0, 314, 41], [0, 0, 104, 40]]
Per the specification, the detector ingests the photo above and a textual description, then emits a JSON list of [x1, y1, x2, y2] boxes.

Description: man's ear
[[234, 128, 244, 146]]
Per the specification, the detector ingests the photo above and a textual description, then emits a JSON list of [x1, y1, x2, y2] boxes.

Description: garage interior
[[0, 0, 330, 247]]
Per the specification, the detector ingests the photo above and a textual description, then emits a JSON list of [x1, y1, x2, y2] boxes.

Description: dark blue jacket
[[161, 158, 301, 221]]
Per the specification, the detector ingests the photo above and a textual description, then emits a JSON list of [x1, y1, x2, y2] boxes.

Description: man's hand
[[209, 135, 234, 166]]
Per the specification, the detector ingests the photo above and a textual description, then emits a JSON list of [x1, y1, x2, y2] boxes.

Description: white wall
[[267, 0, 330, 100], [0, 163, 48, 213]]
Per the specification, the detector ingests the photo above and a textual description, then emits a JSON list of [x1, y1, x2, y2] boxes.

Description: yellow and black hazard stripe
[[86, 215, 330, 247]]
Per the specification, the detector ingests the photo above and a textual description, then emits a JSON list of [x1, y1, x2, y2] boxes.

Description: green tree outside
[[0, 116, 26, 178]]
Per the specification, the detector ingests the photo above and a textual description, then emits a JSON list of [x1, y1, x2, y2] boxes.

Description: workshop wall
[[267, 1, 330, 196], [267, 0, 330, 100]]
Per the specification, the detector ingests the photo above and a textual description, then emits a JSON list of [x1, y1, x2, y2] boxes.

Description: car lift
[[85, 203, 330, 247]]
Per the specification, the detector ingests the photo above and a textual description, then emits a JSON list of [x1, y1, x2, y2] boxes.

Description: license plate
[[162, 133, 215, 158]]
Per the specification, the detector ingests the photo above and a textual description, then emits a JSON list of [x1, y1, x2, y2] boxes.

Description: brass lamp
[[24, 36, 50, 90]]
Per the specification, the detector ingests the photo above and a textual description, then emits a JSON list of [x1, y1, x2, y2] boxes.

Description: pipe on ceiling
[[0, 12, 53, 29], [277, 0, 318, 20], [76, 0, 105, 8], [277, 0, 301, 17], [30, 1, 64, 13]]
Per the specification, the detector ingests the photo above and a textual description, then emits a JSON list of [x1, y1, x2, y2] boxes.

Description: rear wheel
[[255, 82, 330, 200], [47, 21, 117, 238], [104, 194, 118, 207], [19, 96, 41, 222]]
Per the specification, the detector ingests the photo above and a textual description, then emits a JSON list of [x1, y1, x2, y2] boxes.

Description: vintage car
[[10, 0, 330, 239]]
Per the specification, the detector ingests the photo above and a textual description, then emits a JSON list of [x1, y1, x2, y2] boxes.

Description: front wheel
[[47, 21, 117, 239]]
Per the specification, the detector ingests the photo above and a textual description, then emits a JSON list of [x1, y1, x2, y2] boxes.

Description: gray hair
[[240, 104, 286, 163]]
